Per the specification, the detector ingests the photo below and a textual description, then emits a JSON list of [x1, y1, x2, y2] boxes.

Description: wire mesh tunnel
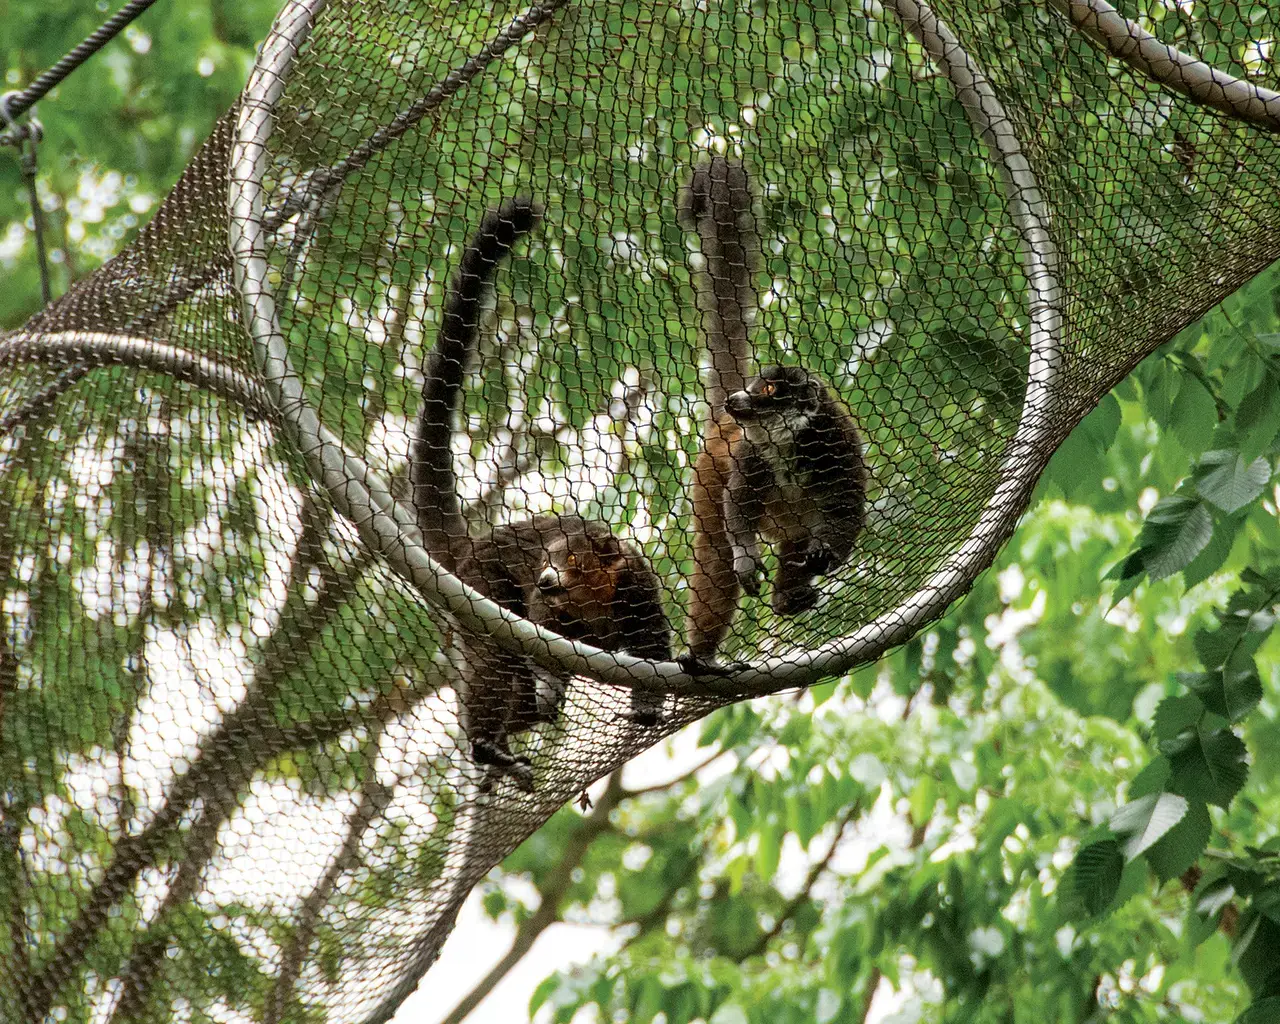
[[2, 0, 1279, 1020]]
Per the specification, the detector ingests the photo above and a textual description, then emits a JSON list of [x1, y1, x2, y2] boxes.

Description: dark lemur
[[409, 199, 672, 791], [681, 157, 868, 666]]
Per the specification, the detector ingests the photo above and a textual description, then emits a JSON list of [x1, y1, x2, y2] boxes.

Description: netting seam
[[0, 331, 274, 421], [262, 0, 571, 234], [1052, 0, 1280, 131], [225, 0, 1069, 702]]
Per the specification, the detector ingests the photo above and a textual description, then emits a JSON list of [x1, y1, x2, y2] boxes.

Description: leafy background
[[1, 1, 1279, 1022]]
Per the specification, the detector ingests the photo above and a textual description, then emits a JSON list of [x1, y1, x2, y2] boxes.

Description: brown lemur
[[409, 198, 673, 792], [681, 157, 867, 667]]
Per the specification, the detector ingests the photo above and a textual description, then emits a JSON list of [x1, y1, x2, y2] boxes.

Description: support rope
[[0, 97, 51, 306], [1, 0, 165, 308], [1051, 0, 1280, 131], [2, 0, 164, 123]]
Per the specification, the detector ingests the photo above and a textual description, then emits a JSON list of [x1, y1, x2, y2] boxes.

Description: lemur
[[680, 158, 867, 667], [409, 198, 673, 792]]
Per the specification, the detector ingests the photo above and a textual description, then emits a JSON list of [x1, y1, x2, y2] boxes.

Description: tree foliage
[[2, 2, 1280, 1024], [0, 0, 277, 327], [473, 263, 1280, 1024]]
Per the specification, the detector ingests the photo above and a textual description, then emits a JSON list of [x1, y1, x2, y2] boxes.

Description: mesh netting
[[2, 0, 1279, 1019]]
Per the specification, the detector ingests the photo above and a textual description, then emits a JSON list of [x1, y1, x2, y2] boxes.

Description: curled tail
[[410, 197, 542, 567], [679, 157, 761, 422]]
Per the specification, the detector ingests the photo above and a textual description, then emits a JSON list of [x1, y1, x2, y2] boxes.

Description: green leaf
[[482, 890, 506, 919], [1195, 876, 1236, 919], [1184, 671, 1226, 716], [529, 976, 560, 1014], [1237, 998, 1280, 1024], [699, 714, 725, 746], [1144, 799, 1210, 883], [1114, 576, 1147, 609], [1169, 726, 1249, 808], [1142, 496, 1215, 580], [1257, 887, 1280, 926], [1240, 565, 1280, 591], [1110, 793, 1188, 861], [809, 679, 839, 707], [1187, 874, 1235, 946], [1195, 450, 1273, 514], [1169, 377, 1219, 456], [909, 777, 938, 827], [1143, 358, 1181, 427], [1104, 550, 1145, 583], [1182, 514, 1239, 588], [1127, 757, 1172, 799], [1235, 377, 1280, 464], [788, 794, 819, 847], [755, 822, 783, 880], [633, 976, 664, 1024], [1224, 654, 1265, 723], [1113, 857, 1152, 914], [1184, 657, 1261, 724], [1072, 840, 1124, 917], [1154, 694, 1204, 743], [1078, 392, 1123, 451], [1234, 913, 1280, 997], [1227, 863, 1270, 899], [1195, 620, 1246, 670], [1045, 394, 1121, 499], [725, 855, 748, 895]]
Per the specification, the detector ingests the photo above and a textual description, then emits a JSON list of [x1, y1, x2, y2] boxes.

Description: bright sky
[[394, 697, 935, 1024], [14, 327, 945, 1024], [398, 732, 695, 1024]]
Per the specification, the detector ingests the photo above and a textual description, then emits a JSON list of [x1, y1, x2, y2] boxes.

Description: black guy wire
[[1, 0, 164, 306], [22, 139, 51, 306], [4, 0, 163, 122], [0, 96, 51, 306]]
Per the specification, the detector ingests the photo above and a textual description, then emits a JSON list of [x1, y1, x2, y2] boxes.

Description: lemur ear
[[803, 378, 822, 406]]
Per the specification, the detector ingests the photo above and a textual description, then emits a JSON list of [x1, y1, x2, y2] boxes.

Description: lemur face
[[535, 531, 626, 627], [725, 365, 820, 426]]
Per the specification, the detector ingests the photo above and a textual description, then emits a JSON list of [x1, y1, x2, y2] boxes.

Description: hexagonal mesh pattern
[[2, 0, 1279, 1020]]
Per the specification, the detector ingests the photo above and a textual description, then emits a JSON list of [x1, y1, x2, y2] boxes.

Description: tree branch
[[262, 0, 570, 233], [26, 660, 424, 1021], [859, 966, 883, 1024], [22, 525, 400, 1019], [1050, 0, 1280, 132], [615, 847, 702, 953], [103, 496, 345, 1020], [264, 734, 398, 1024], [621, 748, 725, 799], [438, 772, 625, 1024], [99, 659, 427, 1024], [739, 800, 862, 961], [107, 805, 223, 1023], [439, 748, 736, 1023]]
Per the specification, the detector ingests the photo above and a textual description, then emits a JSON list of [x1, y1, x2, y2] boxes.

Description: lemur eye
[[566, 554, 577, 567], [760, 382, 776, 396]]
